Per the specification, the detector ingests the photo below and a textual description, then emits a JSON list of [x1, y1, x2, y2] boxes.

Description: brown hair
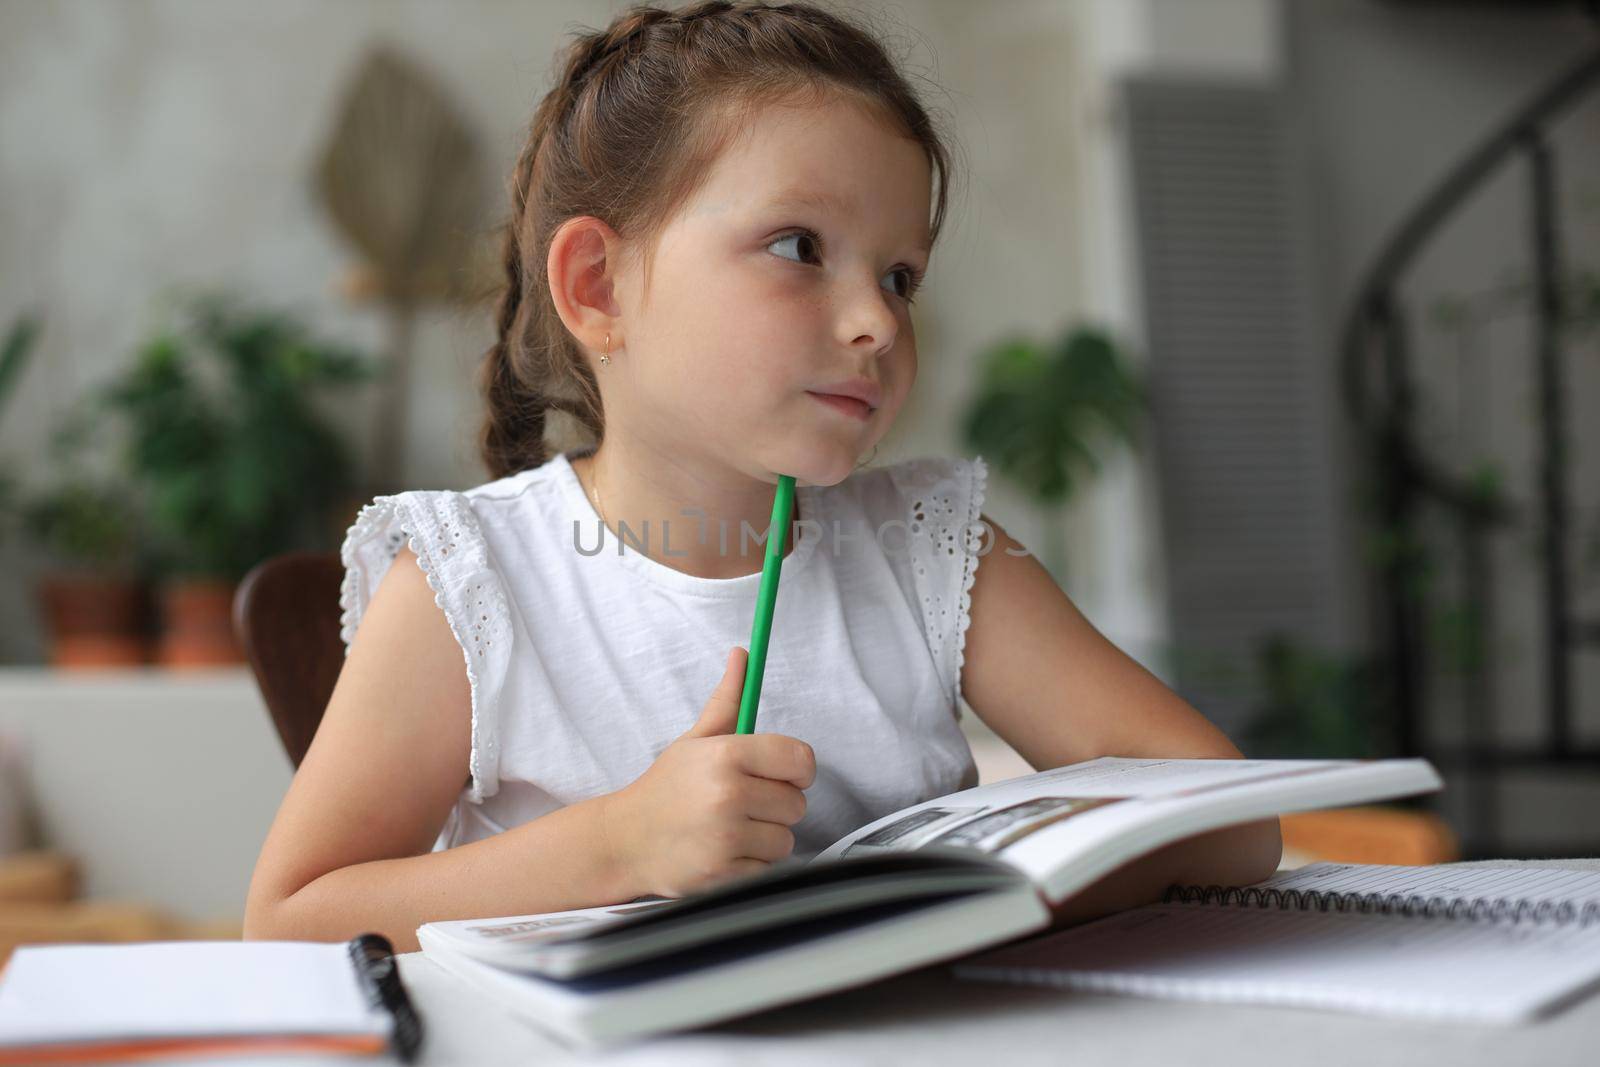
[[478, 0, 958, 479]]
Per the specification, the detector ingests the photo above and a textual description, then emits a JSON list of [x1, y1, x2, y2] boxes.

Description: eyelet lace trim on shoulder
[[898, 456, 989, 712], [953, 455, 989, 708], [338, 491, 508, 804]]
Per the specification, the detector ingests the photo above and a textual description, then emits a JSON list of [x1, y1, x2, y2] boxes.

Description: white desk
[[392, 859, 1600, 1066]]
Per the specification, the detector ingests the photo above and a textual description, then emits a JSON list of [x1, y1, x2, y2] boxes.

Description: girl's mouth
[[806, 392, 874, 421]]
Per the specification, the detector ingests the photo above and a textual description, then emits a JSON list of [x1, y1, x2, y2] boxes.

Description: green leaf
[[0, 312, 41, 417], [962, 324, 1144, 508]]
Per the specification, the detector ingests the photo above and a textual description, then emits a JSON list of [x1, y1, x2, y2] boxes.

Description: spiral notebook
[[954, 863, 1600, 1024]]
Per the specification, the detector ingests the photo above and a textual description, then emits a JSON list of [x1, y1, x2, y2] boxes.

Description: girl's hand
[[598, 647, 815, 899]]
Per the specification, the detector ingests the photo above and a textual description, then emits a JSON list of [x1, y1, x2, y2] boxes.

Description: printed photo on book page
[[813, 757, 1355, 877]]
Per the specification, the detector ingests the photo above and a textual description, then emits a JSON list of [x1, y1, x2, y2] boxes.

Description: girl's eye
[[768, 228, 927, 305], [888, 266, 926, 305], [767, 230, 823, 266]]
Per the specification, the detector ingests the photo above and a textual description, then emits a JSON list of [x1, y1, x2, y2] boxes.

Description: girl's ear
[[547, 215, 624, 353]]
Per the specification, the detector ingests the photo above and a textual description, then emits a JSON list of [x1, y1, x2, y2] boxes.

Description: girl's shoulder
[[335, 464, 562, 807], [353, 454, 570, 555], [822, 454, 991, 708], [339, 464, 552, 587], [823, 453, 990, 536], [335, 460, 563, 669]]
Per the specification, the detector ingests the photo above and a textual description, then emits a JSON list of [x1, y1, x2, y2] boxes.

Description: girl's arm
[[960, 514, 1283, 915], [243, 548, 634, 953]]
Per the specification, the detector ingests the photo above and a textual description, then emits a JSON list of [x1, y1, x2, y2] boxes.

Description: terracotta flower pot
[[35, 575, 152, 669], [156, 578, 244, 668]]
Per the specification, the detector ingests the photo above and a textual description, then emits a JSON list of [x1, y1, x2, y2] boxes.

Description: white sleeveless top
[[337, 447, 990, 860]]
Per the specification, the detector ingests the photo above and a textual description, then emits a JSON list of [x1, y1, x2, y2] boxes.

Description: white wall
[[0, 0, 1169, 670], [1, 0, 596, 657], [0, 669, 291, 922]]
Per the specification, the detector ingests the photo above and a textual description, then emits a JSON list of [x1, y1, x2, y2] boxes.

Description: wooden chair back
[[232, 552, 347, 769]]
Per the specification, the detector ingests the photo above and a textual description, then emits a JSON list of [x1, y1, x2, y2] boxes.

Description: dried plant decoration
[[314, 44, 488, 491]]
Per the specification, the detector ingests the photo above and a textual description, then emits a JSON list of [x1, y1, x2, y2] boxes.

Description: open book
[[417, 756, 1441, 1046]]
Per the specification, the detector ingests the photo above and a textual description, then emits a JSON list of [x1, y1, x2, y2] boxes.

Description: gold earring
[[600, 333, 612, 366]]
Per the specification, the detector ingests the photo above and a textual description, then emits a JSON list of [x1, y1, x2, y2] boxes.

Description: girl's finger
[[739, 777, 807, 826], [738, 819, 796, 863]]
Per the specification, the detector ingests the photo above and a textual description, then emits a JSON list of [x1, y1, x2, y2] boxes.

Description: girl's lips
[[807, 391, 873, 420]]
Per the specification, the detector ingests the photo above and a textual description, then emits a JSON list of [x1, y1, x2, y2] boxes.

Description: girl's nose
[[836, 274, 899, 357]]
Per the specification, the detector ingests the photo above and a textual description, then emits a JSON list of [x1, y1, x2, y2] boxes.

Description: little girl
[[245, 0, 1279, 952]]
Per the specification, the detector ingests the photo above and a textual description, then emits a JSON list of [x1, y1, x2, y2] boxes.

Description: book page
[[813, 757, 1440, 903], [814, 757, 1342, 864]]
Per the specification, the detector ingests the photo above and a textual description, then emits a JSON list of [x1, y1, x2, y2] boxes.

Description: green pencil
[[736, 474, 795, 734]]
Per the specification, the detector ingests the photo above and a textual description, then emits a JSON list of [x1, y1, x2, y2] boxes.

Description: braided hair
[[479, 0, 957, 478]]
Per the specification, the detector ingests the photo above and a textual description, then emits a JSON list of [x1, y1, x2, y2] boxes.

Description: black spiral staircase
[[1341, 41, 1600, 857]]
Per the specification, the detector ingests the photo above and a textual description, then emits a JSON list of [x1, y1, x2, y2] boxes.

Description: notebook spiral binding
[[1160, 883, 1600, 928]]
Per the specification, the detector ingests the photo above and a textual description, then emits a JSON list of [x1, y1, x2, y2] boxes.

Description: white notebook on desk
[[0, 940, 403, 1064], [955, 863, 1600, 1024]]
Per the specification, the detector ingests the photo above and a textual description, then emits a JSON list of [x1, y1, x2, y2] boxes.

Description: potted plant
[[24, 476, 150, 668], [960, 325, 1144, 584], [1, 313, 152, 668], [100, 293, 376, 667]]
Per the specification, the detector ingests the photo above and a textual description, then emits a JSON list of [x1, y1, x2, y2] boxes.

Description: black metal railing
[[1340, 44, 1600, 857]]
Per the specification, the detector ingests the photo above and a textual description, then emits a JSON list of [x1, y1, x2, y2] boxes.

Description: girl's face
[[612, 94, 933, 489]]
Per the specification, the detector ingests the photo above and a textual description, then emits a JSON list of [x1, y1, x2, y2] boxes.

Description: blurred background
[[0, 0, 1596, 949]]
